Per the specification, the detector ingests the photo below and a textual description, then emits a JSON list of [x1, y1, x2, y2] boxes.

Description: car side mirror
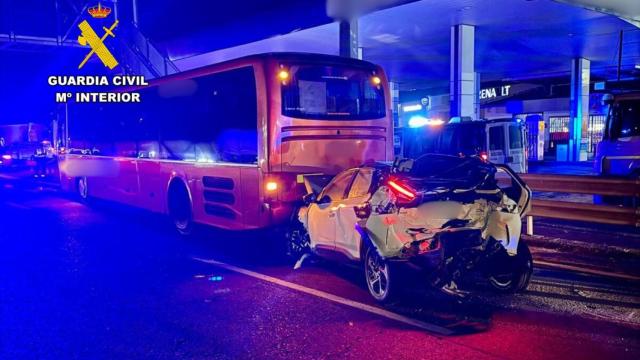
[[318, 194, 332, 204], [354, 203, 371, 219], [302, 192, 317, 205]]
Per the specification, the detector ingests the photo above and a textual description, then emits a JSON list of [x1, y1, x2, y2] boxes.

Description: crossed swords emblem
[[77, 19, 119, 69]]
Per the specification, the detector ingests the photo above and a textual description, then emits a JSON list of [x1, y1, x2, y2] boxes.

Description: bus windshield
[[281, 65, 385, 120], [609, 99, 640, 138]]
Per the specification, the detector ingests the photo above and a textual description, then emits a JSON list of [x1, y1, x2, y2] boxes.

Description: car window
[[347, 168, 374, 198], [489, 126, 505, 151], [320, 169, 357, 202]]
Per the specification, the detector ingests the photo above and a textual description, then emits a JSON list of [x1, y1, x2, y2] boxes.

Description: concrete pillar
[[389, 81, 401, 155], [450, 24, 477, 119], [339, 19, 359, 58], [569, 58, 590, 161], [390, 81, 400, 128]]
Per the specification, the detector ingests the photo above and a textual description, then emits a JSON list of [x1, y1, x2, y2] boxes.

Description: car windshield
[[281, 64, 386, 120]]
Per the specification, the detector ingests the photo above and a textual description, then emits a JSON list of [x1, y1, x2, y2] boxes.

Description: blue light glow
[[408, 116, 444, 128], [408, 116, 428, 128]]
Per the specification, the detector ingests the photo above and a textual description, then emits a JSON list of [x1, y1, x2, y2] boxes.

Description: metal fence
[[520, 173, 640, 228]]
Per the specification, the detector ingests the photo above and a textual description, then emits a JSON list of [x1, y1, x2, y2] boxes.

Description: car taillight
[[479, 152, 488, 162], [387, 179, 417, 200]]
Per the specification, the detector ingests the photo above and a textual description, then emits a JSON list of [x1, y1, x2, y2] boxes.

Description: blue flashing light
[[408, 116, 429, 128], [408, 116, 444, 128]]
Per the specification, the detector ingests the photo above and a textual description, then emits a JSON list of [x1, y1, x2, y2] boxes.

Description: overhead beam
[[553, 0, 640, 28], [0, 34, 83, 49], [327, 0, 420, 20]]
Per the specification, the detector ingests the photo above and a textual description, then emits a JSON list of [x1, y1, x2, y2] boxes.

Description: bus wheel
[[168, 181, 193, 236], [77, 177, 89, 202]]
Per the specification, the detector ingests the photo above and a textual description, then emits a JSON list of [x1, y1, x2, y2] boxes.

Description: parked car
[[287, 154, 533, 302]]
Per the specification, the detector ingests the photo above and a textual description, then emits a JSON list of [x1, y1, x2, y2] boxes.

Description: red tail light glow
[[387, 180, 416, 200], [480, 152, 488, 161]]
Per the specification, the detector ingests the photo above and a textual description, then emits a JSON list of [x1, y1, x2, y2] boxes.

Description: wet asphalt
[[0, 179, 639, 359]]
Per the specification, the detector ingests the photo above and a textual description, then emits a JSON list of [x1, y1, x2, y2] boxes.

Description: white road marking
[[4, 201, 30, 210], [192, 257, 453, 335]]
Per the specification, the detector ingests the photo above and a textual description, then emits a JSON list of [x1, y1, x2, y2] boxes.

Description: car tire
[[284, 219, 311, 261], [488, 240, 533, 293], [168, 180, 193, 237], [364, 245, 396, 303]]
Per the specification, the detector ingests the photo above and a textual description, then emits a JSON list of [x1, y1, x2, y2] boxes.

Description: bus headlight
[[278, 70, 289, 81], [265, 181, 278, 192]]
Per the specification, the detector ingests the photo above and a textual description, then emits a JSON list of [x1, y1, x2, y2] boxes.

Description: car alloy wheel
[[365, 247, 391, 302]]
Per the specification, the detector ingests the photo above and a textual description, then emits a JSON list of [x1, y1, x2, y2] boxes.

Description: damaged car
[[286, 154, 533, 302]]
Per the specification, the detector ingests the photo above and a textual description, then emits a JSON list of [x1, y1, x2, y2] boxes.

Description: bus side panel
[[239, 167, 268, 229], [58, 154, 126, 201], [58, 155, 76, 193], [136, 159, 167, 213], [187, 164, 246, 231]]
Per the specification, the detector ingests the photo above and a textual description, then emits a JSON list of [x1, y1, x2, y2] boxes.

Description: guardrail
[[519, 173, 640, 228]]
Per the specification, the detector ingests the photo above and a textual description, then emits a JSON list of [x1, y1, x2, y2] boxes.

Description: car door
[[307, 169, 357, 251], [487, 123, 507, 164], [336, 168, 375, 260]]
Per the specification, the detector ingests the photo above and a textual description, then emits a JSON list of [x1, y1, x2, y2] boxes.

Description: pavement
[[1, 175, 639, 359], [528, 161, 596, 176]]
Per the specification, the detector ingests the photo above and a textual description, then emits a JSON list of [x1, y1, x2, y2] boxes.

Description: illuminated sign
[[479, 85, 511, 99], [402, 104, 423, 112]]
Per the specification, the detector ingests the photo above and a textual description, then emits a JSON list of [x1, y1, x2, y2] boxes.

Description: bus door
[[487, 123, 507, 165], [113, 142, 140, 205], [506, 123, 527, 173]]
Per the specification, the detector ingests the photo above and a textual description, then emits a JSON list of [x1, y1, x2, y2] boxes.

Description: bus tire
[[76, 176, 90, 202], [168, 180, 194, 237]]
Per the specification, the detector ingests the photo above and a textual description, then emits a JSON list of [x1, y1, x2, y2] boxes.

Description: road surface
[[0, 179, 638, 359]]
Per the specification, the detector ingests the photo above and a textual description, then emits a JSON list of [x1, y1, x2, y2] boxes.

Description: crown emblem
[[88, 3, 111, 18]]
